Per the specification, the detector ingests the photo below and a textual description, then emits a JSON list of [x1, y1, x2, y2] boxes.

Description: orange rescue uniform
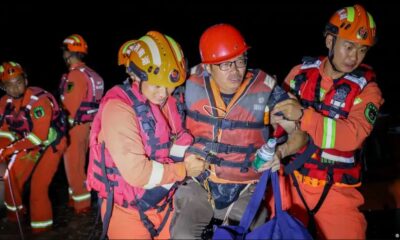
[[0, 87, 66, 232], [97, 99, 186, 239], [283, 58, 384, 239], [60, 62, 92, 212]]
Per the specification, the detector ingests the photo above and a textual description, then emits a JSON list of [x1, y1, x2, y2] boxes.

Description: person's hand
[[257, 144, 287, 173], [257, 148, 283, 173], [0, 148, 11, 163], [0, 148, 4, 163], [184, 154, 206, 177], [272, 98, 304, 121], [274, 117, 299, 134], [285, 130, 309, 156], [1, 147, 14, 159]]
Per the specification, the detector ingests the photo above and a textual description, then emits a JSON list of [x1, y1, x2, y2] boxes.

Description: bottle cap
[[267, 138, 277, 148]]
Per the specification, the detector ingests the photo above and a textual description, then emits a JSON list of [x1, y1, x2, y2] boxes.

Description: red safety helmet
[[199, 23, 249, 64], [0, 61, 24, 82], [325, 4, 376, 46], [63, 34, 88, 54]]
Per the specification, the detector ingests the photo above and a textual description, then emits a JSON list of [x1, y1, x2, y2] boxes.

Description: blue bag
[[213, 170, 312, 240]]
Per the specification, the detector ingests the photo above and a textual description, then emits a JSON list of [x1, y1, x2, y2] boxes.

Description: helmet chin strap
[[64, 54, 73, 67], [327, 36, 344, 74], [139, 80, 144, 94]]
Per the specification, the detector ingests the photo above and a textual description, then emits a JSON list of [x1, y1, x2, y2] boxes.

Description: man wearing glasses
[[171, 23, 307, 239]]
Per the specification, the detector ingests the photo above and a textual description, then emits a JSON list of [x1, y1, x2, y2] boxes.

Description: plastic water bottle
[[252, 138, 277, 171]]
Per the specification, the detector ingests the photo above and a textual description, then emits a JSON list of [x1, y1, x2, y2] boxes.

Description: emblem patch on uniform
[[357, 27, 368, 40], [333, 84, 350, 103], [33, 107, 45, 119], [365, 102, 378, 124], [67, 82, 74, 92]]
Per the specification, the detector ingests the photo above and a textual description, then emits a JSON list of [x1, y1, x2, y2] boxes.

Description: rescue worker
[[272, 4, 384, 239], [170, 23, 307, 239], [86, 31, 205, 239], [59, 33, 104, 214], [0, 61, 67, 233]]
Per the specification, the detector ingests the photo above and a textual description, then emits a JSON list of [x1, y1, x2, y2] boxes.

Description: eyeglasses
[[214, 58, 248, 71]]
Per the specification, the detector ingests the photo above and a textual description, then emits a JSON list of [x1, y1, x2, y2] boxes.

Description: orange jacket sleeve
[[3, 97, 53, 156], [0, 134, 12, 149], [0, 125, 15, 149], [283, 65, 302, 92], [284, 65, 384, 151], [99, 99, 186, 188], [61, 70, 87, 119]]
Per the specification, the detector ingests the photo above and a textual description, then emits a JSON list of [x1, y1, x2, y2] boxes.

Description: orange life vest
[[185, 67, 286, 182], [87, 81, 191, 210]]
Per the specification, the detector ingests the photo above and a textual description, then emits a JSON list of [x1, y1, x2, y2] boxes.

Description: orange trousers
[[389, 178, 400, 208], [63, 123, 91, 211], [4, 137, 66, 231], [266, 171, 292, 218], [101, 199, 173, 239], [285, 176, 367, 239]]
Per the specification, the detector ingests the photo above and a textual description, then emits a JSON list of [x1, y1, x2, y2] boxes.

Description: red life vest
[[185, 68, 284, 182], [288, 57, 375, 185], [1, 87, 66, 148], [59, 65, 104, 125], [86, 81, 192, 211]]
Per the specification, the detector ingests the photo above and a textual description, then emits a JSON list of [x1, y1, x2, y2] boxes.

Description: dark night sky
[[1, 1, 399, 115]]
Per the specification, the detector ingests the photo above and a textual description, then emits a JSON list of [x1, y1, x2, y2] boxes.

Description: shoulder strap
[[0, 99, 13, 127], [172, 86, 186, 121], [119, 82, 162, 160], [26, 88, 62, 118], [78, 67, 96, 102], [284, 139, 318, 175], [73, 66, 104, 103]]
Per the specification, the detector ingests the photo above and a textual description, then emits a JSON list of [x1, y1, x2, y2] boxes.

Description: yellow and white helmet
[[118, 31, 187, 88]]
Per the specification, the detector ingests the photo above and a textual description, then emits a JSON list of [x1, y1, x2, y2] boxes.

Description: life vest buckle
[[205, 153, 221, 166], [220, 119, 233, 130]]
